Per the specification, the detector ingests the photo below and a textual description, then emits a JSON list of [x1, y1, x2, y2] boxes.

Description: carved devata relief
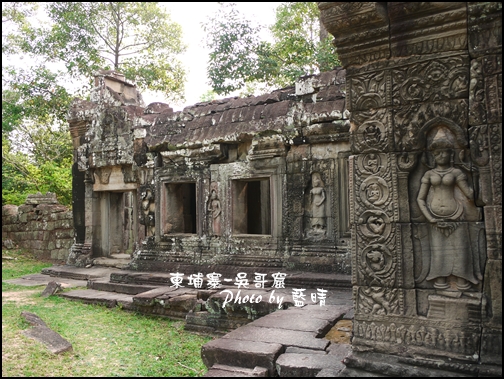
[[140, 187, 155, 237], [411, 124, 486, 293], [207, 182, 222, 236], [305, 172, 327, 239]]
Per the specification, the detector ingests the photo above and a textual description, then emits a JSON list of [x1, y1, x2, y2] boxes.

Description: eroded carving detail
[[141, 188, 155, 237], [356, 286, 402, 315], [392, 56, 469, 106], [353, 320, 480, 356], [207, 182, 222, 236]]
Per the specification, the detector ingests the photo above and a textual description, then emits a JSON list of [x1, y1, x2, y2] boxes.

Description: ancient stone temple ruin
[[66, 2, 501, 374], [67, 68, 351, 277]]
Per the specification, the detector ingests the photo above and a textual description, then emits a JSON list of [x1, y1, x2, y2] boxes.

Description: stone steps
[[37, 265, 355, 376], [58, 289, 134, 309], [200, 305, 352, 377], [93, 254, 131, 269], [88, 278, 158, 295]]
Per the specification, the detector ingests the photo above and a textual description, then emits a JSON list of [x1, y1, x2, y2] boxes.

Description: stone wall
[[2, 192, 74, 261]]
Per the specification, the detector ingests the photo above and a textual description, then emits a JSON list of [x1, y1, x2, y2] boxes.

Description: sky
[[155, 2, 282, 111]]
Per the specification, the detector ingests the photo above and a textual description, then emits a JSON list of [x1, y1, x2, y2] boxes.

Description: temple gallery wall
[[58, 1, 500, 370]]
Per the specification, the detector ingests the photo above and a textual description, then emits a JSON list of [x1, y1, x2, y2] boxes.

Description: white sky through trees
[[2, 2, 282, 110], [160, 2, 282, 110]]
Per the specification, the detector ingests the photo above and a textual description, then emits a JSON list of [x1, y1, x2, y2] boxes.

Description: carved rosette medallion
[[357, 210, 391, 242], [360, 244, 396, 287], [359, 176, 390, 209]]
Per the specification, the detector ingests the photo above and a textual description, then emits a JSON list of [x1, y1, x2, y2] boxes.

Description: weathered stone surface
[[276, 353, 346, 377], [249, 310, 334, 335], [201, 338, 283, 377], [40, 281, 62, 297], [204, 364, 268, 377], [2, 195, 73, 262], [58, 289, 133, 308], [21, 312, 72, 354], [222, 325, 329, 351]]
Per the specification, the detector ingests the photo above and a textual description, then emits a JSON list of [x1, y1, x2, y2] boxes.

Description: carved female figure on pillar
[[310, 172, 326, 234], [141, 189, 155, 236], [208, 189, 221, 236], [416, 132, 481, 291]]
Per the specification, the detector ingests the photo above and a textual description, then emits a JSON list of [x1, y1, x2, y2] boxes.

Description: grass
[[2, 249, 212, 377]]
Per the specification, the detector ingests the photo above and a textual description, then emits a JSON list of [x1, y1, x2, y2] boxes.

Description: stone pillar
[[467, 2, 502, 366], [320, 1, 501, 368]]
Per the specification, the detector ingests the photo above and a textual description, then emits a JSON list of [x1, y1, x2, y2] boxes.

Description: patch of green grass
[[2, 249, 53, 286], [2, 250, 213, 377]]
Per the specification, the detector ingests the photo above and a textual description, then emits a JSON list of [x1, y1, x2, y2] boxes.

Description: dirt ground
[[324, 319, 352, 344], [2, 289, 41, 305]]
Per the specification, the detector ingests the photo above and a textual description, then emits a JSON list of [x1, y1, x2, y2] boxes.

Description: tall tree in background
[[2, 2, 186, 206], [203, 2, 340, 96]]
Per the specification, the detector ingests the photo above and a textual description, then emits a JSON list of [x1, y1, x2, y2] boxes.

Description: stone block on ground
[[21, 311, 72, 354], [204, 364, 268, 377], [250, 312, 334, 336], [59, 289, 133, 308], [201, 338, 283, 376], [275, 353, 346, 377], [40, 281, 62, 297]]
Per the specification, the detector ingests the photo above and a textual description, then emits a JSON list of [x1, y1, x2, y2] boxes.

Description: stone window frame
[[157, 175, 204, 240], [231, 176, 272, 236], [222, 161, 284, 239]]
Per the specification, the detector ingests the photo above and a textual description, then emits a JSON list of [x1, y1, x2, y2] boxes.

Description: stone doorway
[[93, 190, 137, 258]]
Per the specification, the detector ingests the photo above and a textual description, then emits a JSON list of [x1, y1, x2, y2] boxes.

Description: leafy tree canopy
[[2, 2, 187, 206], [202, 2, 340, 96]]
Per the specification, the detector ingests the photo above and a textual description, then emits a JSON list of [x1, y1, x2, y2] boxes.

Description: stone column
[[320, 1, 501, 367]]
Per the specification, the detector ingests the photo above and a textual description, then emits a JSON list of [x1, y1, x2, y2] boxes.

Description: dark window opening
[[163, 182, 197, 234], [233, 178, 271, 235]]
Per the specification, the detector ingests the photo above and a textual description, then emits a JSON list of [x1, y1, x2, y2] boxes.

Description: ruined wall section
[[67, 70, 146, 266], [320, 1, 501, 368], [2, 193, 73, 261], [129, 68, 351, 276], [67, 68, 353, 275]]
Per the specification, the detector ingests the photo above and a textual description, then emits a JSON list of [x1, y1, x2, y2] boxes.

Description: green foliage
[[39, 2, 187, 101], [2, 2, 187, 206], [2, 125, 73, 206], [199, 89, 218, 103], [203, 2, 340, 95], [202, 3, 263, 95]]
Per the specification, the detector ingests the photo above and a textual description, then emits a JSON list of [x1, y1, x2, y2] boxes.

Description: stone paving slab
[[59, 289, 133, 308], [41, 265, 119, 280], [88, 278, 158, 294], [4, 273, 88, 288], [201, 338, 283, 376], [280, 304, 351, 322], [204, 364, 268, 377], [249, 312, 333, 335], [222, 325, 330, 351], [276, 353, 346, 377]]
